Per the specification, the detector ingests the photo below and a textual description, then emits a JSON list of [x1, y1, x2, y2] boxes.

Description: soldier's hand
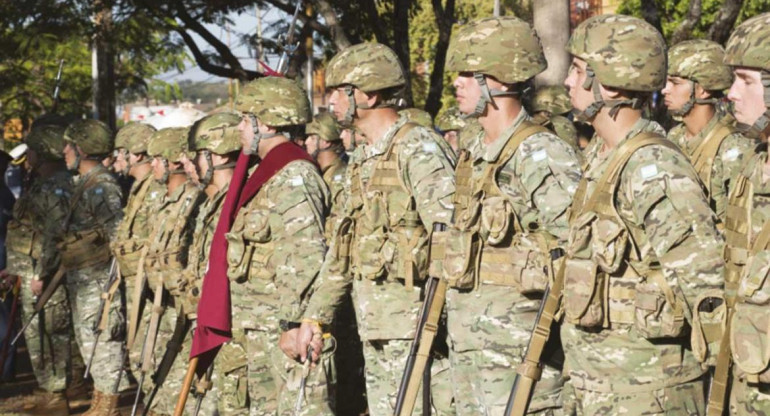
[[0, 270, 13, 292], [279, 328, 301, 361], [297, 321, 323, 364], [30, 279, 44, 296]]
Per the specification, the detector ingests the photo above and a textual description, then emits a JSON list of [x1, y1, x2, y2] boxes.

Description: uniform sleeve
[[621, 146, 725, 318], [400, 129, 456, 229], [714, 133, 757, 218], [34, 183, 70, 280], [87, 178, 124, 241], [503, 133, 582, 243], [270, 163, 329, 323]]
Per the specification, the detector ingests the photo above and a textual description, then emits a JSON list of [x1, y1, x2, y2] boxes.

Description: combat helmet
[[447, 16, 546, 117], [114, 122, 156, 174], [667, 40, 733, 116], [399, 108, 434, 128], [725, 12, 770, 137], [435, 107, 467, 132], [235, 76, 311, 155], [190, 112, 241, 186], [325, 43, 407, 124], [567, 14, 666, 120], [26, 125, 66, 161], [63, 119, 113, 171], [530, 86, 572, 116], [147, 127, 192, 184], [306, 112, 342, 143]]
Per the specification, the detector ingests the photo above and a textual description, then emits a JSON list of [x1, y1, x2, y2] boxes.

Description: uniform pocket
[[590, 215, 628, 274], [563, 257, 605, 327], [226, 232, 253, 284], [731, 250, 770, 382], [443, 229, 480, 290], [690, 290, 726, 366], [633, 271, 686, 339], [480, 196, 514, 245]]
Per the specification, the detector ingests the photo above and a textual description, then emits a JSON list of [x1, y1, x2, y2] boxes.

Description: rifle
[[51, 59, 65, 113], [193, 361, 214, 416], [274, 0, 303, 75], [504, 254, 565, 416], [131, 281, 166, 416], [174, 356, 198, 416], [84, 258, 119, 379], [142, 309, 190, 416], [11, 266, 67, 346], [0, 276, 21, 373], [394, 223, 447, 416], [295, 345, 314, 414]]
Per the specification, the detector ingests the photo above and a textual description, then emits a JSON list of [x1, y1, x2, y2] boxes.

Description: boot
[[81, 388, 102, 416], [24, 391, 69, 415], [66, 373, 93, 410], [92, 391, 121, 416]]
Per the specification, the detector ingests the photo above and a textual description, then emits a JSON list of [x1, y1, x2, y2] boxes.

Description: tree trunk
[[708, 0, 743, 44], [424, 0, 455, 117], [671, 0, 702, 44], [393, 0, 413, 105], [92, 0, 116, 130], [312, 0, 352, 49], [533, 0, 570, 87], [640, 0, 663, 35]]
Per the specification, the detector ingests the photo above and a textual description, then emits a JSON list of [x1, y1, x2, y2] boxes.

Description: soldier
[[3, 125, 73, 412], [561, 15, 724, 414], [443, 16, 580, 414], [138, 126, 204, 415], [434, 106, 466, 153], [399, 107, 434, 129], [662, 39, 755, 222], [305, 111, 347, 241], [295, 42, 456, 415], [717, 12, 770, 415], [529, 86, 579, 151], [226, 76, 333, 415], [60, 119, 125, 415]]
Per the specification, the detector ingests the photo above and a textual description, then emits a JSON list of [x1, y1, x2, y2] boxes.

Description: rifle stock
[[12, 266, 66, 346]]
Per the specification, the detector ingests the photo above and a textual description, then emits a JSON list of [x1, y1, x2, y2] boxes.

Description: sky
[[159, 6, 286, 83]]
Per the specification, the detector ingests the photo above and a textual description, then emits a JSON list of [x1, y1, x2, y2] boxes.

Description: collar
[[466, 109, 530, 163], [363, 114, 409, 161], [679, 113, 721, 154]]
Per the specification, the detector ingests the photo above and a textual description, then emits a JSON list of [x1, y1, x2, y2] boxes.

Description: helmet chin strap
[[572, 66, 644, 122], [244, 114, 279, 156], [156, 158, 170, 184], [67, 151, 81, 172], [736, 73, 770, 139], [668, 80, 720, 118], [463, 72, 522, 119]]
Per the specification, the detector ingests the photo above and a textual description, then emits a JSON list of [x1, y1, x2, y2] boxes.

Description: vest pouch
[[563, 257, 605, 327], [443, 229, 480, 289], [226, 232, 253, 284], [731, 250, 770, 383], [248, 243, 275, 281], [58, 229, 111, 270], [241, 212, 275, 282], [330, 217, 354, 275], [510, 233, 551, 294], [633, 270, 686, 339], [356, 192, 389, 281], [392, 225, 429, 286], [690, 289, 726, 366], [112, 239, 144, 277], [590, 214, 629, 274], [480, 196, 514, 245], [566, 211, 596, 261], [454, 190, 483, 232], [6, 220, 40, 258]]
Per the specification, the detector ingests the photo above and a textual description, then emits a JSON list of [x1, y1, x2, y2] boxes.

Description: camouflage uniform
[[60, 120, 126, 397], [529, 86, 579, 150], [227, 77, 334, 415], [6, 126, 73, 392], [719, 13, 770, 415], [444, 17, 578, 415], [665, 40, 755, 222], [561, 15, 724, 414], [400, 108, 434, 129], [302, 43, 456, 416], [141, 127, 205, 415]]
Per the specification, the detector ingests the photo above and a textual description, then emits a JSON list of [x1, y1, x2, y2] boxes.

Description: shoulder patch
[[640, 164, 658, 179], [290, 176, 304, 187], [333, 174, 343, 182], [723, 147, 740, 162], [422, 141, 438, 153], [531, 149, 547, 162], [94, 187, 104, 195]]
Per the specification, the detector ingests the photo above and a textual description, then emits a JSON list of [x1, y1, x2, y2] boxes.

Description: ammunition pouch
[[226, 212, 275, 284], [632, 269, 686, 339], [691, 289, 726, 366], [111, 238, 146, 277], [6, 220, 42, 259], [58, 229, 111, 270], [330, 217, 354, 275], [145, 248, 186, 296], [732, 249, 770, 383]]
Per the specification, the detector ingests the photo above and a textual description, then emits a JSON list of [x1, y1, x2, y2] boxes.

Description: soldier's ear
[[693, 83, 711, 100]]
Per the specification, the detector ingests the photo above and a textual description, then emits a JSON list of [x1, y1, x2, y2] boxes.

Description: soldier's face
[[180, 153, 199, 184], [728, 68, 766, 125], [328, 87, 350, 122], [195, 151, 209, 179], [151, 156, 166, 180], [238, 115, 255, 151], [661, 76, 693, 113], [305, 134, 320, 156], [564, 58, 594, 115], [113, 149, 129, 173], [63, 142, 78, 170], [453, 72, 482, 115]]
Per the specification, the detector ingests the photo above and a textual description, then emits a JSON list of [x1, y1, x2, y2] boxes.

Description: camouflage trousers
[[360, 339, 454, 416], [446, 285, 563, 415], [66, 262, 127, 393], [244, 328, 335, 416], [215, 329, 249, 415], [9, 251, 72, 392], [730, 378, 770, 415], [144, 305, 219, 416], [571, 378, 705, 415]]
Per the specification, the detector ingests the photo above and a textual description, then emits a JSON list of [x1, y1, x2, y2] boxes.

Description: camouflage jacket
[[303, 114, 456, 340], [6, 171, 72, 279], [228, 159, 329, 332], [112, 173, 164, 277], [321, 157, 348, 243], [667, 114, 756, 221], [144, 181, 203, 296], [561, 117, 725, 392]]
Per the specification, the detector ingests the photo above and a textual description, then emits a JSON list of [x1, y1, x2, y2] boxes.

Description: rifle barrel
[[84, 331, 101, 379]]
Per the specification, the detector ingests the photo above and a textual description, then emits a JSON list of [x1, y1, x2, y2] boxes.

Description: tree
[[533, 0, 569, 87]]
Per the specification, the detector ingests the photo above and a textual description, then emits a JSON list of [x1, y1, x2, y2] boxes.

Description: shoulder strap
[[64, 171, 104, 231], [479, 121, 550, 196], [371, 122, 421, 193], [122, 176, 154, 234], [691, 122, 735, 192]]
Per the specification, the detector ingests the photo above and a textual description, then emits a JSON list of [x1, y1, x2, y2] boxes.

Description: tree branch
[[708, 0, 743, 44], [260, 0, 331, 37], [174, 26, 261, 80], [425, 0, 454, 117], [360, 0, 390, 47], [311, 0, 351, 49], [671, 0, 702, 44], [640, 0, 663, 35]]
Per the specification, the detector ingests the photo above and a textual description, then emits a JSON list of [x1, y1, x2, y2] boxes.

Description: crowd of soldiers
[[2, 10, 770, 416]]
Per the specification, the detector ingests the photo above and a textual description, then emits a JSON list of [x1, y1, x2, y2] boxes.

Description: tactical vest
[[183, 192, 226, 319], [723, 158, 770, 383], [689, 122, 736, 199], [334, 122, 430, 290], [6, 193, 41, 259], [112, 176, 154, 277], [144, 186, 201, 296], [322, 159, 347, 243], [58, 173, 112, 270], [562, 133, 688, 339], [444, 121, 557, 293]]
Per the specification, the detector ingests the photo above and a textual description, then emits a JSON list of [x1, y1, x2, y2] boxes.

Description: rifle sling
[[97, 268, 121, 332], [141, 279, 166, 373], [127, 246, 151, 350], [34, 266, 67, 313]]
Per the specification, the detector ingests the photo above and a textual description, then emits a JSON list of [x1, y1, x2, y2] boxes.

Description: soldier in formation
[[528, 85, 580, 151]]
